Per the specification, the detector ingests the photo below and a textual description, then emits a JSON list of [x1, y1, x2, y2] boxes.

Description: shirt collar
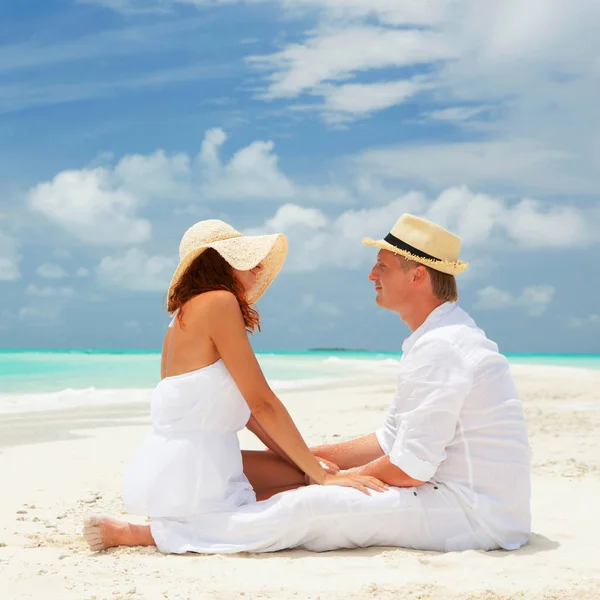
[[401, 301, 457, 354]]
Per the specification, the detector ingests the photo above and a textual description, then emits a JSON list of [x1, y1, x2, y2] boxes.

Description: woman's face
[[233, 262, 263, 295]]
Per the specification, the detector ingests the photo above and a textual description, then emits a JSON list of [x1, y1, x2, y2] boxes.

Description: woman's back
[[122, 298, 258, 518], [161, 294, 223, 380]]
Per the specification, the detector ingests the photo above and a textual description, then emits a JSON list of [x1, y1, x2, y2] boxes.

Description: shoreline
[[2, 361, 600, 417]]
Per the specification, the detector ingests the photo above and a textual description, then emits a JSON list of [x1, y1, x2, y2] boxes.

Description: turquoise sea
[[1, 350, 599, 413]]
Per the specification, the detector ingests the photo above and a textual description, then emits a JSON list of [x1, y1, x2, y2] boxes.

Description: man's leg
[[242, 450, 307, 500]]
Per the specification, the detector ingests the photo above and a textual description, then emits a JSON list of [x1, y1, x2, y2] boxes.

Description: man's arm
[[310, 433, 385, 470], [373, 339, 472, 486], [343, 455, 425, 487]]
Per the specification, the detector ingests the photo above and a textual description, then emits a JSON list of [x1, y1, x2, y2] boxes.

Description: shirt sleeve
[[389, 339, 472, 482], [375, 402, 397, 455]]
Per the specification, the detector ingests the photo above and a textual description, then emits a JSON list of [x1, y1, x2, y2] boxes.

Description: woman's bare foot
[[83, 515, 155, 552]]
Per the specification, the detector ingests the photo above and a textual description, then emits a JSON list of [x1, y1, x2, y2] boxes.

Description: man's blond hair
[[399, 257, 458, 302]]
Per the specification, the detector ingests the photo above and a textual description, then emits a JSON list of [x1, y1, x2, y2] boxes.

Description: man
[[310, 213, 532, 551]]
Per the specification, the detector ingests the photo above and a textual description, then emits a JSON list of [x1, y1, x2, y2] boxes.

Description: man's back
[[420, 305, 531, 549]]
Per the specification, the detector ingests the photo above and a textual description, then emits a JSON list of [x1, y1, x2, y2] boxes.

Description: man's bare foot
[[83, 515, 155, 552]]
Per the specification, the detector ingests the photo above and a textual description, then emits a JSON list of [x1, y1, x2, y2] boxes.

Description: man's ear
[[413, 265, 427, 283]]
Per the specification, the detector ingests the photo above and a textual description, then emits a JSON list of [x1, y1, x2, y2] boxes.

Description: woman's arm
[[246, 415, 297, 467], [247, 416, 340, 478], [196, 291, 386, 495]]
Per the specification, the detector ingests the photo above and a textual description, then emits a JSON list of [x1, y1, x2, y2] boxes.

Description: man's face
[[368, 250, 415, 311]]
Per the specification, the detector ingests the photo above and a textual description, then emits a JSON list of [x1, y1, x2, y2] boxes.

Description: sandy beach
[[1, 365, 599, 600]]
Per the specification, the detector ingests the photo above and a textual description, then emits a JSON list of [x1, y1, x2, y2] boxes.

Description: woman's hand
[[320, 472, 389, 495], [304, 457, 340, 484], [317, 457, 340, 474]]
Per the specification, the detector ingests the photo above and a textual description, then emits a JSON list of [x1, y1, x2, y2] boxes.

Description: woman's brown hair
[[167, 248, 260, 332]]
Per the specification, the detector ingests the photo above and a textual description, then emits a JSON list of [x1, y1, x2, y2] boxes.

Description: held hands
[[304, 457, 340, 485], [320, 471, 389, 495], [306, 459, 389, 495], [317, 457, 340, 475]]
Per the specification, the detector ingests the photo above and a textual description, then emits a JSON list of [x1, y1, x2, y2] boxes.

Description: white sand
[[1, 366, 599, 600]]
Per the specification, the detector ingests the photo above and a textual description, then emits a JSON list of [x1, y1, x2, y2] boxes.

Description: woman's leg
[[242, 450, 307, 500], [83, 516, 156, 551]]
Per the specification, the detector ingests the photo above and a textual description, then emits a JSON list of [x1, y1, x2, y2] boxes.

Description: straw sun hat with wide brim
[[168, 220, 288, 306], [362, 214, 469, 275]]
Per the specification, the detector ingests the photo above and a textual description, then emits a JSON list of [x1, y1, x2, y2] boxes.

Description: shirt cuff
[[389, 449, 437, 482], [375, 428, 392, 455]]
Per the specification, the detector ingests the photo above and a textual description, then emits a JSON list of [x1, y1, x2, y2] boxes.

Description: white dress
[[122, 352, 499, 555]]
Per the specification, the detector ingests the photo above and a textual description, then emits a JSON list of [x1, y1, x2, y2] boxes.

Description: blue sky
[[1, 0, 599, 353]]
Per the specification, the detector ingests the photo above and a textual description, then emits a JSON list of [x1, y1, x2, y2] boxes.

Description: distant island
[[308, 348, 368, 352]]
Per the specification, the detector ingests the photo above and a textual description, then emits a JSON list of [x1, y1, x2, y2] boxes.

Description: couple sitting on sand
[[84, 214, 531, 554]]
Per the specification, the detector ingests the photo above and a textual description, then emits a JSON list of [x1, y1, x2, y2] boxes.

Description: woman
[[84, 219, 387, 553]]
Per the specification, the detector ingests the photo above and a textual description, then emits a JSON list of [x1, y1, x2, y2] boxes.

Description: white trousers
[[149, 483, 498, 554]]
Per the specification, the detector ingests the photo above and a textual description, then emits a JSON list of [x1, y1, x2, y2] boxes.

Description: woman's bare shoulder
[[183, 291, 241, 320]]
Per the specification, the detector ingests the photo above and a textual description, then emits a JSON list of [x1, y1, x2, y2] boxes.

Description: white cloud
[[256, 193, 425, 272], [302, 293, 342, 317], [474, 286, 513, 311], [195, 128, 350, 204], [18, 305, 63, 324], [28, 130, 352, 245], [262, 204, 328, 231], [244, 0, 600, 192], [255, 186, 600, 273], [27, 168, 151, 246], [36, 263, 69, 279], [0, 259, 20, 281], [197, 129, 297, 201], [357, 139, 588, 196], [20, 285, 77, 324], [426, 106, 492, 122], [249, 25, 454, 100], [567, 314, 600, 329], [96, 248, 176, 292], [114, 149, 193, 203], [475, 284, 555, 317], [518, 285, 556, 317], [0, 231, 20, 281], [125, 319, 142, 330], [504, 199, 596, 249], [421, 186, 600, 249], [75, 0, 173, 14], [76, 267, 90, 277], [280, 0, 449, 25], [316, 79, 426, 124], [1, 63, 226, 115], [26, 284, 76, 298], [80, 0, 450, 23], [53, 249, 72, 259]]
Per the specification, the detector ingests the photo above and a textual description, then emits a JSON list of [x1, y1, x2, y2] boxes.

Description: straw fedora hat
[[362, 214, 469, 275], [168, 220, 288, 305]]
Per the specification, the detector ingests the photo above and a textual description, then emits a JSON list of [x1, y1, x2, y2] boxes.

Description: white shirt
[[376, 302, 531, 550]]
